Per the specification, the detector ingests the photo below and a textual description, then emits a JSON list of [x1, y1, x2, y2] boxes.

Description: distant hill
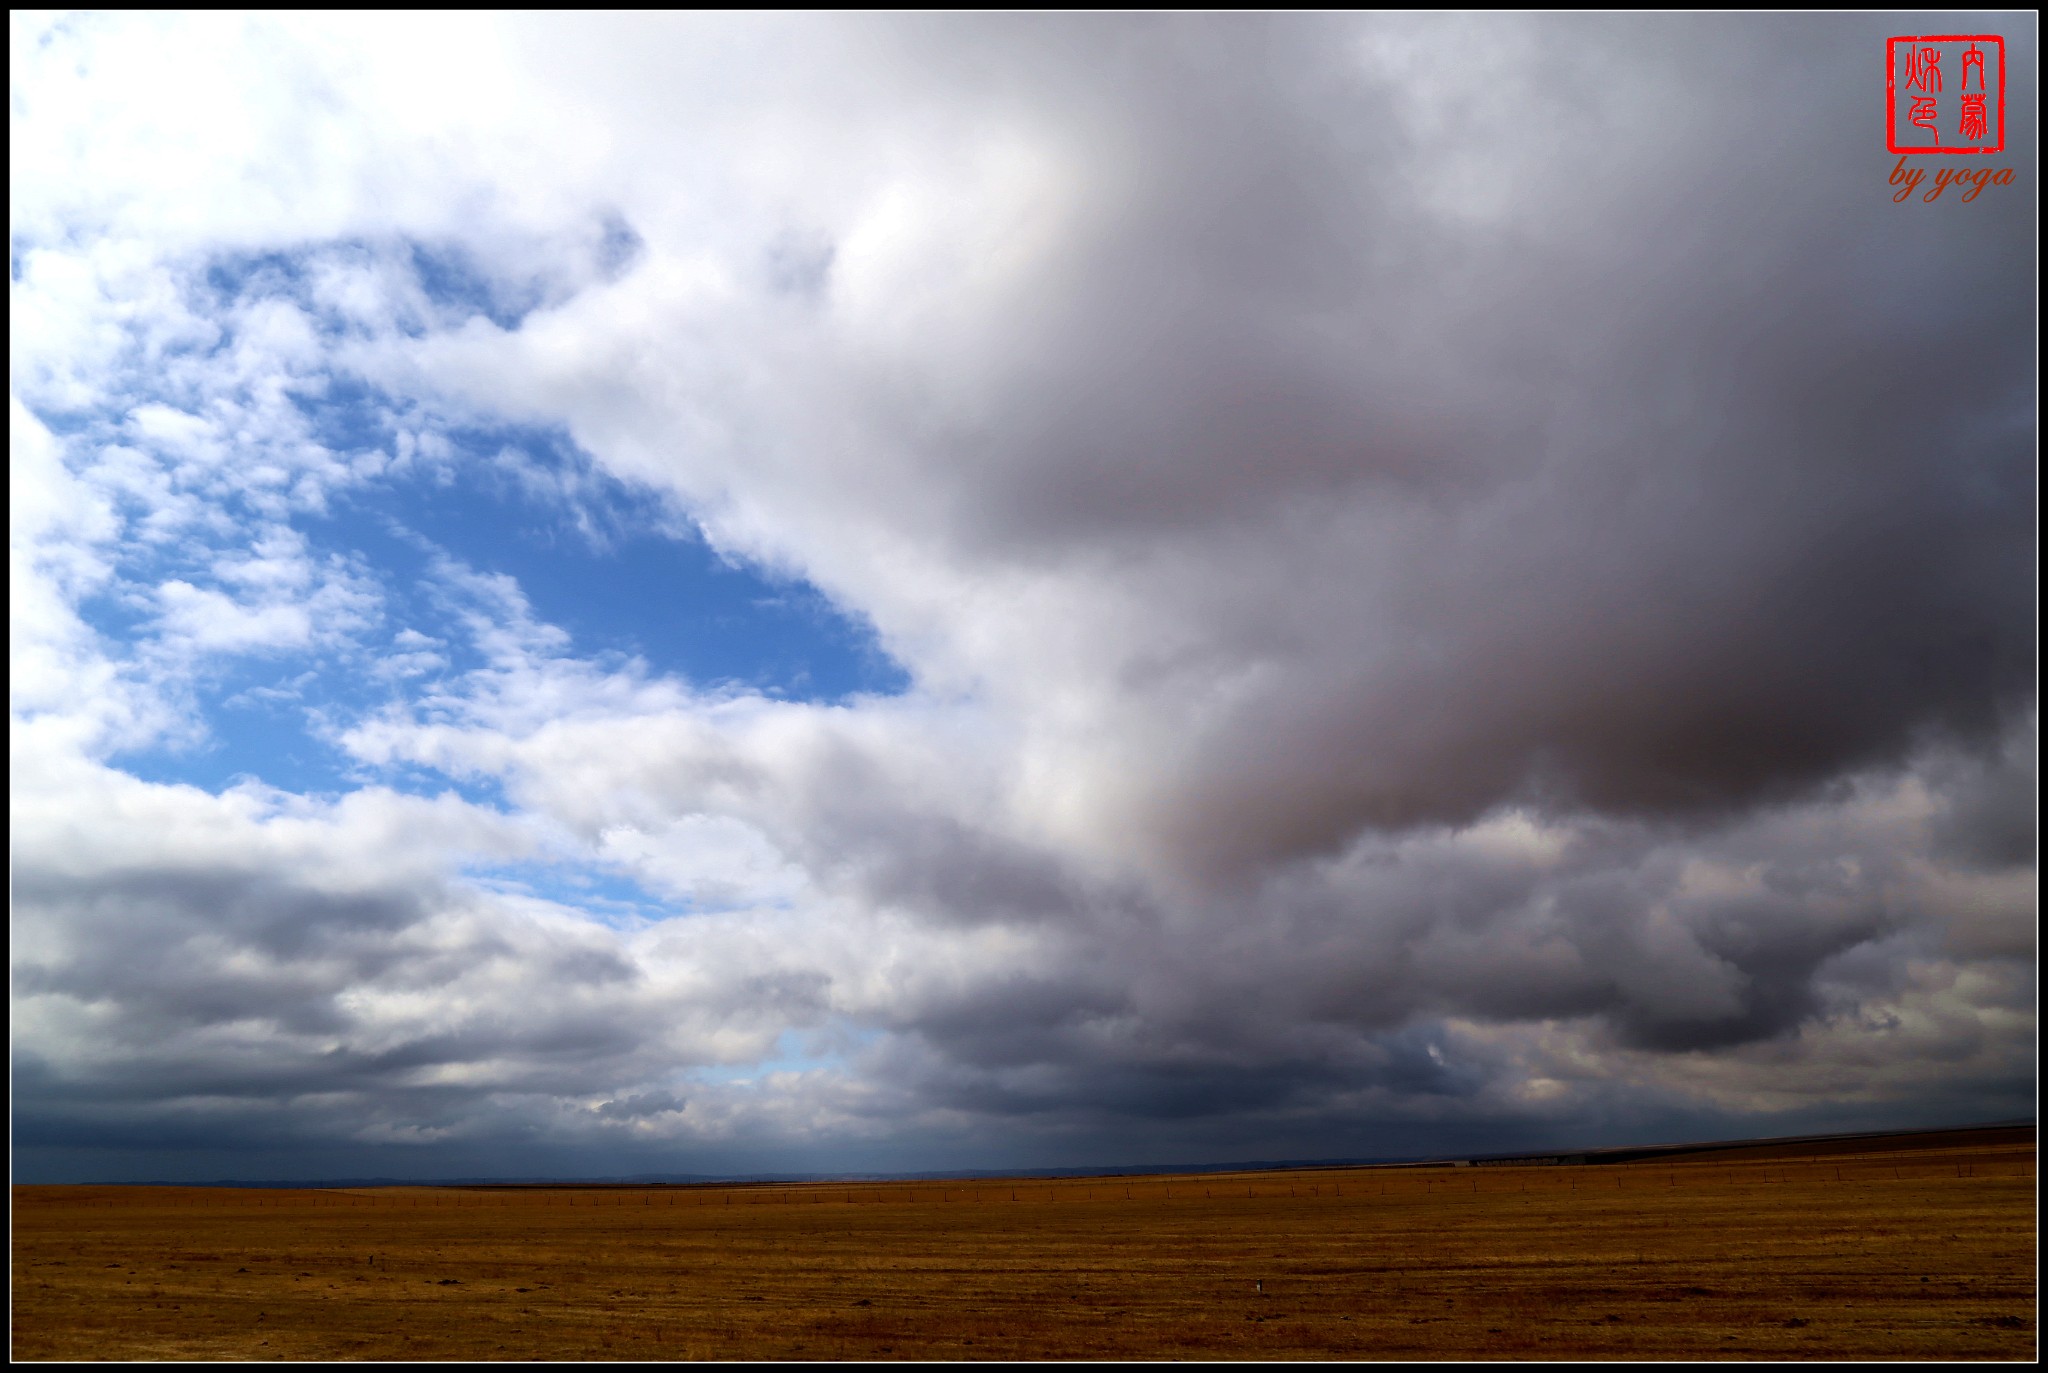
[[121, 1117, 2034, 1190]]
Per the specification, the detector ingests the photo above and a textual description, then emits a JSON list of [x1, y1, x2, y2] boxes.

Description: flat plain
[[12, 1129, 2035, 1361]]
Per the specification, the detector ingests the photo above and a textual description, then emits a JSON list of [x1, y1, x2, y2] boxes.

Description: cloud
[[392, 17, 2031, 874], [9, 14, 2034, 1179]]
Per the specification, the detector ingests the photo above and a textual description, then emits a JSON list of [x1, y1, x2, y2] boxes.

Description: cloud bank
[[11, 13, 2034, 1181]]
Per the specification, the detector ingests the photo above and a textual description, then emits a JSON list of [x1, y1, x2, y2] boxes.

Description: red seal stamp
[[1888, 35, 2005, 154]]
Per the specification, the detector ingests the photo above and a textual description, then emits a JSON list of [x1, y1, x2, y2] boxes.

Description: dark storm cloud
[[844, 13, 2037, 871], [441, 10, 2028, 881], [818, 742, 2022, 1137], [1929, 721, 2039, 869], [15, 834, 685, 1147], [906, 1028, 1482, 1124]]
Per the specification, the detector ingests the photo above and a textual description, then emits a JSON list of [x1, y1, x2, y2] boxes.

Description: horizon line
[[43, 1116, 2036, 1191]]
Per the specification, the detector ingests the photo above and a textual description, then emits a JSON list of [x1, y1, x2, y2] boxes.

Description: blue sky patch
[[48, 231, 907, 803], [304, 419, 909, 701], [688, 1024, 880, 1083], [463, 860, 680, 927]]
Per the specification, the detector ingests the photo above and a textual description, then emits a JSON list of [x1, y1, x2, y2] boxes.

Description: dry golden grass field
[[12, 1128, 2035, 1361]]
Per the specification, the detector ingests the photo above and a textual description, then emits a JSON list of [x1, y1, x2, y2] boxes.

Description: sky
[[10, 13, 2036, 1183]]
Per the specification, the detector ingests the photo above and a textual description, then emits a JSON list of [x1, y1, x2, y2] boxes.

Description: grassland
[[12, 1130, 2035, 1360]]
